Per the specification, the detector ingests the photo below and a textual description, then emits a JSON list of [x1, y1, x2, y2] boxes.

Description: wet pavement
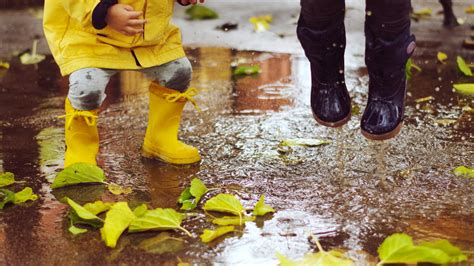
[[1, 1, 474, 266]]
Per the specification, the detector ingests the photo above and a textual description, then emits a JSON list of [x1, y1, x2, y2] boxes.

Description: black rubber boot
[[439, 0, 459, 28], [361, 25, 416, 140], [297, 18, 351, 128]]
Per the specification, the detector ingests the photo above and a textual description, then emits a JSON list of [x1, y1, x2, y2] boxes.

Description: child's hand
[[179, 0, 205, 5], [105, 4, 146, 36]]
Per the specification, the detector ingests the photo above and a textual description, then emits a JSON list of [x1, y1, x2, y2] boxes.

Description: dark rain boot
[[297, 18, 351, 127], [361, 25, 416, 140], [439, 0, 459, 28]]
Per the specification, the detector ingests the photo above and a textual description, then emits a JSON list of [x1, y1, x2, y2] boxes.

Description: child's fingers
[[128, 10, 144, 19], [127, 19, 146, 26], [122, 5, 134, 11]]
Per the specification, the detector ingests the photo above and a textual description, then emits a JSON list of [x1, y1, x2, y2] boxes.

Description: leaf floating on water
[[66, 197, 103, 227], [466, 5, 474, 14], [0, 189, 16, 209], [133, 204, 148, 217], [405, 58, 422, 80], [249, 15, 273, 32], [100, 202, 135, 248], [129, 208, 191, 236], [0, 61, 10, 69], [179, 178, 209, 211], [233, 65, 261, 76], [200, 226, 235, 243], [377, 233, 468, 265], [437, 52, 448, 63], [279, 138, 331, 147], [0, 172, 15, 187], [138, 232, 185, 254], [107, 183, 132, 195], [69, 224, 88, 235], [13, 187, 38, 204], [252, 195, 275, 216], [415, 96, 435, 103], [276, 237, 354, 266], [20, 39, 45, 65], [185, 5, 218, 20], [434, 119, 457, 127], [212, 215, 255, 226], [453, 166, 474, 178], [456, 56, 473, 76], [51, 163, 106, 189], [419, 239, 468, 263], [453, 84, 474, 96], [203, 194, 244, 216], [83, 200, 112, 215]]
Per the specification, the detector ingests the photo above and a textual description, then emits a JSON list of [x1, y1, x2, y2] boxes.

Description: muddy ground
[[0, 1, 473, 265]]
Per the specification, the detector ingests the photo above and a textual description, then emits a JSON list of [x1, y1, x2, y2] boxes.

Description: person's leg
[[439, 0, 459, 28], [297, 0, 351, 127], [139, 57, 201, 164], [362, 0, 415, 140], [64, 68, 116, 166]]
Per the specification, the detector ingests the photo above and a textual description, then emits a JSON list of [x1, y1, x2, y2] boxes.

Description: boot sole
[[313, 111, 351, 128], [361, 122, 403, 141], [142, 146, 201, 165]]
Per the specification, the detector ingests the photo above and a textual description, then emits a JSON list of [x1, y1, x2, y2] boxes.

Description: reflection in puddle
[[0, 46, 472, 264]]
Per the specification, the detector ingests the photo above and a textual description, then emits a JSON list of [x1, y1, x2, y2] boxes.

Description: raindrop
[[333, 43, 337, 47], [339, 70, 344, 74], [381, 24, 385, 28], [367, 11, 372, 16], [435, 87, 440, 92], [438, 77, 443, 81]]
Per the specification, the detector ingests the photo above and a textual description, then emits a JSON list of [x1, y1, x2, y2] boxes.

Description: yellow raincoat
[[43, 0, 185, 76]]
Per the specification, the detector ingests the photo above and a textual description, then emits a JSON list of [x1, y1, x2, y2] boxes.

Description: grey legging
[[68, 57, 192, 110]]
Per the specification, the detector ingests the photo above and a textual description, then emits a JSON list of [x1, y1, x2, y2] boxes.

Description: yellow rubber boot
[[142, 82, 201, 164], [61, 99, 99, 167]]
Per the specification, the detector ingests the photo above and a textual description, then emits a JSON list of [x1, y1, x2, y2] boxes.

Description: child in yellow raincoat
[[43, 0, 205, 167]]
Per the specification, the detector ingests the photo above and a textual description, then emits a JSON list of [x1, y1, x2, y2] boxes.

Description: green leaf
[[0, 172, 15, 187], [453, 166, 474, 178], [178, 178, 209, 211], [83, 200, 112, 215], [203, 194, 244, 217], [453, 84, 474, 96], [212, 215, 255, 226], [377, 233, 467, 265], [200, 226, 235, 243], [190, 178, 208, 200], [13, 187, 38, 204], [100, 202, 135, 248], [456, 56, 473, 76], [51, 163, 106, 189], [107, 183, 132, 195], [178, 187, 192, 204], [138, 232, 184, 254], [0, 189, 16, 209], [185, 5, 218, 20], [279, 138, 331, 147], [233, 65, 261, 76], [406, 58, 422, 80], [252, 195, 275, 216], [133, 204, 148, 217], [437, 52, 448, 63], [66, 197, 103, 228], [276, 250, 353, 266], [128, 208, 191, 236], [68, 224, 88, 235], [419, 240, 468, 263]]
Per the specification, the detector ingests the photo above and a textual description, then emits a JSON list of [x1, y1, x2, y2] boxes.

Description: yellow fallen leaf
[[415, 96, 435, 103], [413, 8, 432, 17], [249, 15, 273, 33], [434, 119, 457, 127], [20, 40, 45, 65], [465, 5, 474, 14], [108, 183, 133, 195], [0, 62, 9, 69], [437, 52, 447, 63]]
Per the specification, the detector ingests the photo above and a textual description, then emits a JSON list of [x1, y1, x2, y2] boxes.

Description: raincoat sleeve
[[61, 0, 102, 27]]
